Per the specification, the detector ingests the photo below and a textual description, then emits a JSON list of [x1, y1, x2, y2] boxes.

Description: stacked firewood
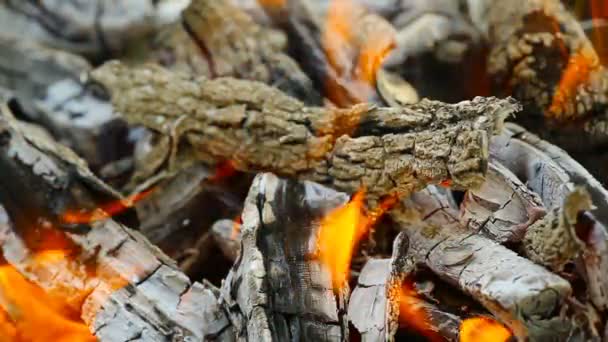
[[0, 0, 606, 341]]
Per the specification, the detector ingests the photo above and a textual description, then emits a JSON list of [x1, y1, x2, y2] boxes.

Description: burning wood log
[[468, 0, 608, 148], [0, 104, 233, 340], [0, 0, 178, 58], [91, 61, 518, 202], [490, 123, 608, 312], [220, 172, 349, 341], [391, 187, 575, 341], [259, 0, 398, 106], [349, 257, 463, 342]]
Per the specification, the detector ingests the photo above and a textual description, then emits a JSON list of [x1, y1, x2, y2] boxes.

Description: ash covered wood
[[92, 61, 518, 202], [392, 187, 574, 341], [459, 161, 546, 243], [0, 105, 231, 341], [0, 36, 130, 170], [220, 173, 349, 341]]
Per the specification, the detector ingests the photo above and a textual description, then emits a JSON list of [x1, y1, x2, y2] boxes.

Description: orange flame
[[317, 189, 367, 290], [459, 316, 512, 342], [0, 263, 96, 342], [322, 0, 395, 106], [61, 188, 154, 225], [548, 46, 600, 119], [396, 282, 442, 342]]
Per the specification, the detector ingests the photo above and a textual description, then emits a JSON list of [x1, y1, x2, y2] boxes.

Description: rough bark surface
[[92, 61, 518, 202], [469, 0, 608, 121], [0, 105, 230, 341], [220, 173, 349, 341], [392, 186, 574, 341], [181, 0, 321, 105]]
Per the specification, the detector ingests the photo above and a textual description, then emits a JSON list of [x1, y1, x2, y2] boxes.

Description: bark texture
[[92, 61, 518, 203]]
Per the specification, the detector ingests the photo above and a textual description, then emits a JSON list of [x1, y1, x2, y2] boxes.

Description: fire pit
[[0, 0, 606, 341]]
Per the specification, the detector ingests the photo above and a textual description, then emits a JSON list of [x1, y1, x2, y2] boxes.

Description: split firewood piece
[[259, 0, 398, 106], [0, 36, 130, 170], [393, 187, 574, 341], [220, 173, 349, 341], [349, 258, 462, 342], [92, 61, 518, 202], [468, 0, 608, 141], [0, 107, 234, 340], [0, 0, 176, 58], [154, 0, 322, 105], [459, 161, 546, 243]]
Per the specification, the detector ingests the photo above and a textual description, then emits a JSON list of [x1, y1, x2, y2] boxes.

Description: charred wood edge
[[219, 173, 349, 341], [91, 61, 519, 203], [348, 257, 461, 342], [180, 0, 322, 105], [0, 105, 232, 341], [211, 219, 240, 263], [0, 35, 128, 169], [469, 0, 608, 126], [0, 0, 166, 57], [389, 186, 573, 341], [258, 0, 397, 106], [492, 123, 608, 312], [459, 160, 546, 243]]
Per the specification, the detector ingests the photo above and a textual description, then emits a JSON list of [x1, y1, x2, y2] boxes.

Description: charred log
[[0, 104, 231, 341], [92, 61, 518, 203], [220, 172, 349, 341]]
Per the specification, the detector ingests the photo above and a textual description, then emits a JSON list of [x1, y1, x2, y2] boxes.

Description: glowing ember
[[209, 160, 238, 183], [459, 316, 512, 342], [61, 188, 154, 225], [0, 264, 96, 342], [317, 189, 367, 290], [396, 282, 442, 342], [322, 0, 395, 106], [548, 46, 600, 119]]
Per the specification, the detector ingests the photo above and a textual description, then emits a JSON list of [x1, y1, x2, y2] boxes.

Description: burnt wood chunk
[[393, 187, 574, 341], [220, 173, 349, 341]]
